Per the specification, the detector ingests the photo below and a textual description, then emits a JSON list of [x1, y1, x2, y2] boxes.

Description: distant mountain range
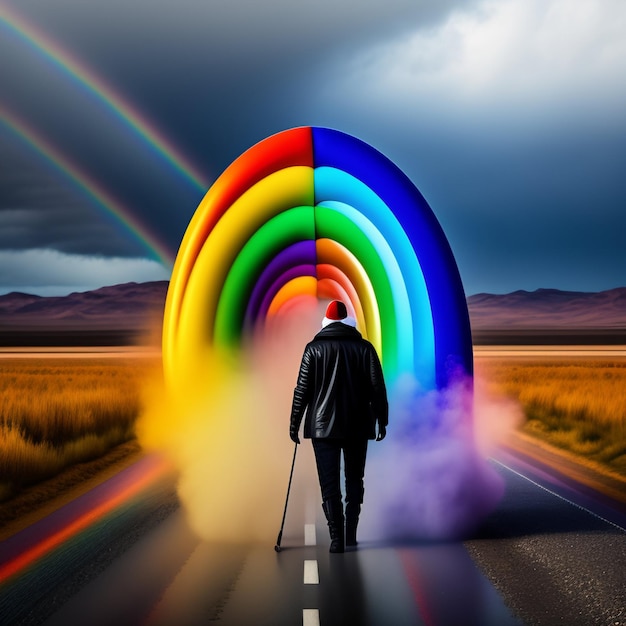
[[468, 287, 626, 344], [467, 287, 626, 329], [0, 282, 624, 346], [0, 281, 168, 346]]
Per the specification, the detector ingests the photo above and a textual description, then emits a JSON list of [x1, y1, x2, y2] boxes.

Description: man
[[290, 300, 388, 553]]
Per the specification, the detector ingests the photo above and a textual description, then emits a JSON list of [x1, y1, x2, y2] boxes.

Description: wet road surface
[[466, 454, 626, 626], [2, 453, 626, 625], [34, 509, 521, 626]]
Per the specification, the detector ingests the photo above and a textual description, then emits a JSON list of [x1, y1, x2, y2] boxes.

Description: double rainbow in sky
[[0, 5, 208, 265], [163, 127, 472, 390]]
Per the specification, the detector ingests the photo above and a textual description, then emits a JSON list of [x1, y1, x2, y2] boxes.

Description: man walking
[[289, 300, 388, 553]]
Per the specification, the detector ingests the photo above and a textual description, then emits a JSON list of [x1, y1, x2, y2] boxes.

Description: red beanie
[[325, 300, 347, 320]]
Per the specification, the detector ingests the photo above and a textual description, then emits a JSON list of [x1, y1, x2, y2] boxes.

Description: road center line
[[303, 608, 320, 626], [304, 523, 316, 546], [304, 559, 319, 584]]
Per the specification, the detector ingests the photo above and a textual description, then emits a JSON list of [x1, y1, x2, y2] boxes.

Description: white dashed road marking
[[303, 608, 321, 626], [303, 524, 320, 625], [304, 523, 317, 546], [304, 559, 319, 584]]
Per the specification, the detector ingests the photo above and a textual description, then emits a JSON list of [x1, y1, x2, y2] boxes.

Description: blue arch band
[[312, 127, 473, 387]]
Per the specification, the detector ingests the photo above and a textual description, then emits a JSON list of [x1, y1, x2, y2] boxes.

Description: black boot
[[322, 498, 345, 553], [345, 502, 361, 547]]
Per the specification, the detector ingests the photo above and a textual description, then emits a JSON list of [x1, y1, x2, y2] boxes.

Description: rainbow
[[0, 104, 174, 267], [0, 4, 209, 192], [163, 127, 472, 389]]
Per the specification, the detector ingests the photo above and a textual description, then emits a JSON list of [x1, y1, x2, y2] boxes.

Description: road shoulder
[[0, 439, 145, 541]]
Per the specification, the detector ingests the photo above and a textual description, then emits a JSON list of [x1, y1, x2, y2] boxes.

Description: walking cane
[[274, 442, 298, 552]]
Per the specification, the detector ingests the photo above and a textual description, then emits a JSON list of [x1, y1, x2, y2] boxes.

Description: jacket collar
[[315, 322, 362, 340]]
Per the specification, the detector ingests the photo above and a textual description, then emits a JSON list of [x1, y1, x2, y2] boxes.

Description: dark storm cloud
[[0, 140, 159, 257], [292, 0, 626, 294], [55, 0, 469, 172], [1, 0, 625, 295], [0, 0, 472, 255]]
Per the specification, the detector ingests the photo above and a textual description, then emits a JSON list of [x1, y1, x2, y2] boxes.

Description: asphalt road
[[2, 454, 625, 626], [466, 454, 626, 626]]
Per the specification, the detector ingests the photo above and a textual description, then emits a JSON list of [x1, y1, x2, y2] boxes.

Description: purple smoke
[[361, 373, 507, 541]]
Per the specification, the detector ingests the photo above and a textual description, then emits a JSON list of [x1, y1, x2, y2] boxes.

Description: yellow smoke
[[136, 300, 322, 543]]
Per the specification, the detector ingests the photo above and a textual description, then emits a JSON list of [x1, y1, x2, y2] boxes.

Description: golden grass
[[0, 440, 143, 534], [6, 352, 624, 502], [476, 358, 626, 473], [0, 356, 160, 500]]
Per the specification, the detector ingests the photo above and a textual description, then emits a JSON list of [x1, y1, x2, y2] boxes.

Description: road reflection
[[349, 541, 523, 626]]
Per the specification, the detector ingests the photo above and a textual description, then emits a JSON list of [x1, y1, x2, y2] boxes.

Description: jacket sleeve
[[368, 346, 388, 428], [290, 346, 312, 439]]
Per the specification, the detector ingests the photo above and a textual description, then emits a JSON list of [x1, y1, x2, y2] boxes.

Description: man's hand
[[290, 431, 300, 445], [376, 424, 386, 441]]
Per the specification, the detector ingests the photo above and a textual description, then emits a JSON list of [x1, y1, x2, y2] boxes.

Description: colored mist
[[138, 304, 520, 543], [137, 299, 322, 543], [361, 372, 523, 541]]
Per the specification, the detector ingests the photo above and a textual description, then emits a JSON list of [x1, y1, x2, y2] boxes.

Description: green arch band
[[215, 206, 316, 347], [315, 205, 399, 376]]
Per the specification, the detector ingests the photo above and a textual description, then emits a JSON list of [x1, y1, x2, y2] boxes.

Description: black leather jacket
[[290, 322, 388, 440]]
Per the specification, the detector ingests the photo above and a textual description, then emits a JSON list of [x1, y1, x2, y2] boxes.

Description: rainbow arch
[[163, 127, 472, 390]]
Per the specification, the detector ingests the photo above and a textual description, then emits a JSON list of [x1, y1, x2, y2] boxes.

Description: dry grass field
[[0, 355, 161, 501], [3, 350, 625, 506], [476, 357, 626, 475]]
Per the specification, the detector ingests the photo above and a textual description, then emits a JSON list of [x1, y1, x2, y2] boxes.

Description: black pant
[[311, 438, 368, 505]]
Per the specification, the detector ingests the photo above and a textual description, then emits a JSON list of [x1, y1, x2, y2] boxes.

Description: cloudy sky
[[0, 0, 624, 296]]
